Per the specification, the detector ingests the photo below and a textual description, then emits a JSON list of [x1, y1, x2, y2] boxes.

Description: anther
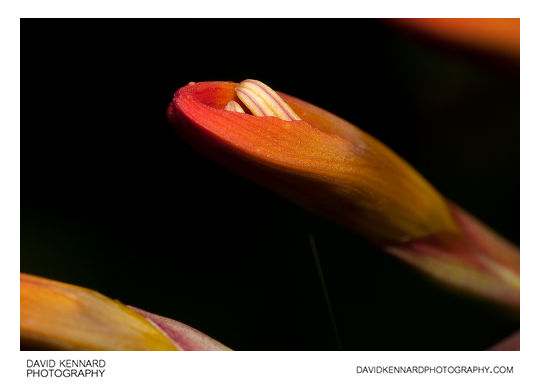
[[224, 100, 246, 113], [234, 79, 301, 121]]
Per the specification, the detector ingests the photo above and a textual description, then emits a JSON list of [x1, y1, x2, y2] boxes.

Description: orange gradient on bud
[[20, 273, 178, 350], [168, 81, 458, 243], [167, 80, 519, 307], [391, 18, 520, 58], [386, 203, 519, 308]]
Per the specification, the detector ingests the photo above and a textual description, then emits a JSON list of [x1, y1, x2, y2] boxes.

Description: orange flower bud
[[20, 273, 230, 350], [167, 80, 519, 307]]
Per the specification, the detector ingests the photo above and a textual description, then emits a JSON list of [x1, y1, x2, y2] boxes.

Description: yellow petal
[[20, 273, 178, 350]]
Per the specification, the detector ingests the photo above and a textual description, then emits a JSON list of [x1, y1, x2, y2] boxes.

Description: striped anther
[[235, 79, 302, 121], [224, 100, 246, 113], [235, 86, 273, 117]]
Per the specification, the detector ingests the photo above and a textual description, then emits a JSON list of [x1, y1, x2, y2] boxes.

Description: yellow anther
[[224, 100, 246, 113], [235, 86, 274, 117], [235, 79, 301, 121]]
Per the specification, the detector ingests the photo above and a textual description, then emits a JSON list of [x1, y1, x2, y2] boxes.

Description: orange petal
[[21, 273, 178, 350], [167, 81, 458, 243], [390, 18, 520, 59], [167, 81, 519, 307], [20, 273, 230, 350]]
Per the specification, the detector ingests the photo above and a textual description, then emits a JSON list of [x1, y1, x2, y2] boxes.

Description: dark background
[[21, 19, 519, 350]]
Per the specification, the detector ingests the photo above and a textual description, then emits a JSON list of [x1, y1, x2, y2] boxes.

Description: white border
[[3, 1, 539, 383], [3, 1, 526, 18]]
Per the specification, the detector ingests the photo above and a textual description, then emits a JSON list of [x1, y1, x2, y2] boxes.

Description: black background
[[21, 19, 519, 350]]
